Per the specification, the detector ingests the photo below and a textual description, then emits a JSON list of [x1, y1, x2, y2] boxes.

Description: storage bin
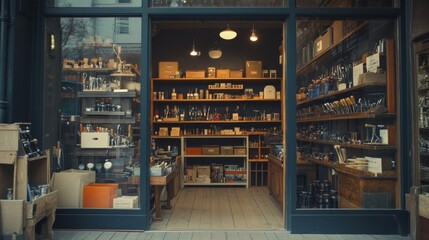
[[245, 61, 262, 78], [186, 70, 205, 78], [83, 183, 118, 208], [221, 146, 234, 155], [202, 145, 220, 155], [234, 146, 247, 155], [186, 147, 202, 155], [216, 69, 230, 78]]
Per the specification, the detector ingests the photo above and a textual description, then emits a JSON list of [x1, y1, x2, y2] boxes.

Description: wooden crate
[[0, 123, 20, 152], [16, 152, 50, 200]]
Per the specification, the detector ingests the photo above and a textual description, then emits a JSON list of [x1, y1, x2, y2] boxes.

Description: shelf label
[[366, 53, 380, 73], [353, 63, 364, 86]]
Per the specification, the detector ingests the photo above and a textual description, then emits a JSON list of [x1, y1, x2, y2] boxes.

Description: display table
[[150, 170, 177, 220]]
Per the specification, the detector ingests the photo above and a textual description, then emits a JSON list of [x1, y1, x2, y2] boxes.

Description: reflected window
[[295, 18, 399, 210], [151, 0, 284, 7], [48, 0, 141, 7], [51, 17, 142, 209], [297, 0, 397, 8]]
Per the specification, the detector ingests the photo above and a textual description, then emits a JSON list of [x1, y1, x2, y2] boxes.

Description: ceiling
[[152, 20, 284, 30]]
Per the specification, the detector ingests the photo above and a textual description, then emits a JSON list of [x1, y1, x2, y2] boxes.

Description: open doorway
[[148, 20, 285, 230]]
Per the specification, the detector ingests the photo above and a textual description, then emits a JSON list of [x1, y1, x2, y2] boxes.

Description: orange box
[[216, 69, 230, 78], [230, 69, 243, 78], [186, 147, 202, 155], [186, 70, 205, 78], [83, 183, 118, 208]]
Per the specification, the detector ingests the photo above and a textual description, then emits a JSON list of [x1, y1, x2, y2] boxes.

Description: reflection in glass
[[48, 0, 142, 7], [295, 18, 398, 210], [57, 17, 142, 209], [151, 0, 283, 7], [297, 0, 397, 8]]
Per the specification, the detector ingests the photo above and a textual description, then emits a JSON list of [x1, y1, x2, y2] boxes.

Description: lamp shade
[[250, 31, 258, 42], [219, 25, 237, 40], [208, 48, 222, 59]]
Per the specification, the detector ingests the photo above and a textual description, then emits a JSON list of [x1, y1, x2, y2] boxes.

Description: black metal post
[[0, 0, 9, 123]]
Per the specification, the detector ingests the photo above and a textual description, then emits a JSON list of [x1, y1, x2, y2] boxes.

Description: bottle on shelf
[[171, 88, 177, 100], [193, 88, 199, 99]]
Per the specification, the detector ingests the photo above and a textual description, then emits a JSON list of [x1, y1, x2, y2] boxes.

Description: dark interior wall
[[151, 27, 283, 77], [412, 0, 429, 41]]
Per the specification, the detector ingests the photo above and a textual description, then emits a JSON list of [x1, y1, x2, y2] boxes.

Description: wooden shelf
[[296, 112, 396, 123], [77, 91, 136, 98], [85, 111, 125, 116], [184, 155, 247, 158], [296, 22, 368, 76], [152, 98, 281, 102], [296, 82, 386, 106], [152, 77, 282, 82], [184, 182, 247, 186], [63, 67, 117, 72], [297, 138, 397, 151], [304, 157, 397, 179], [153, 120, 281, 124], [79, 117, 135, 124], [249, 159, 268, 163]]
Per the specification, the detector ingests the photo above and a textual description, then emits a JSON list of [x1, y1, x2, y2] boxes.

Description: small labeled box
[[186, 147, 202, 155], [221, 146, 234, 155], [186, 70, 205, 78], [314, 27, 333, 56], [217, 69, 230, 78], [234, 146, 247, 155], [113, 196, 138, 209], [159, 61, 178, 78], [202, 145, 220, 155], [81, 132, 110, 148], [245, 61, 262, 78], [230, 69, 243, 78]]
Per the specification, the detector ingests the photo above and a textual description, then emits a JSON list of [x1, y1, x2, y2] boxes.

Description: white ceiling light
[[250, 24, 258, 42], [219, 24, 237, 40], [208, 47, 222, 59], [190, 40, 201, 56]]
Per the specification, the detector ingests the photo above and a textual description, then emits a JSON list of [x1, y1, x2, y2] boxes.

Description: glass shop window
[[47, 0, 141, 7], [56, 17, 142, 210], [297, 0, 398, 8], [295, 18, 400, 210], [151, 0, 284, 7]]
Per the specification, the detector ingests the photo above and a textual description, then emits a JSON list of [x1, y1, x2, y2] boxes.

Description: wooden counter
[[268, 154, 283, 207]]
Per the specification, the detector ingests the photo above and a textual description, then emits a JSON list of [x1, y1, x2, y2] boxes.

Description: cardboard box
[[50, 169, 96, 208], [230, 69, 243, 78], [0, 199, 24, 235], [0, 123, 19, 152], [159, 61, 178, 78], [314, 27, 333, 56], [216, 69, 230, 78], [197, 166, 211, 177], [186, 147, 202, 155], [186, 70, 205, 78], [83, 183, 118, 208], [246, 61, 262, 78], [221, 146, 234, 155], [113, 196, 138, 209], [332, 20, 343, 44], [81, 132, 110, 148], [202, 145, 220, 155], [234, 146, 247, 155], [186, 167, 197, 182]]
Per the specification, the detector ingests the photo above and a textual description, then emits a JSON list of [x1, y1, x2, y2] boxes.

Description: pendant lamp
[[219, 24, 237, 40]]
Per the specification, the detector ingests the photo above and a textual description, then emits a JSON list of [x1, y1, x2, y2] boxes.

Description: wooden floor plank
[[83, 231, 103, 240], [123, 232, 142, 240], [211, 231, 227, 240], [97, 231, 116, 240], [178, 232, 193, 240], [226, 231, 240, 240], [192, 232, 212, 240], [227, 188, 248, 229], [188, 188, 209, 229], [249, 187, 283, 228], [210, 188, 235, 229], [264, 232, 279, 240], [165, 187, 197, 229], [111, 232, 129, 240], [235, 188, 269, 229], [164, 232, 181, 240], [150, 232, 166, 240], [247, 231, 268, 240]]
